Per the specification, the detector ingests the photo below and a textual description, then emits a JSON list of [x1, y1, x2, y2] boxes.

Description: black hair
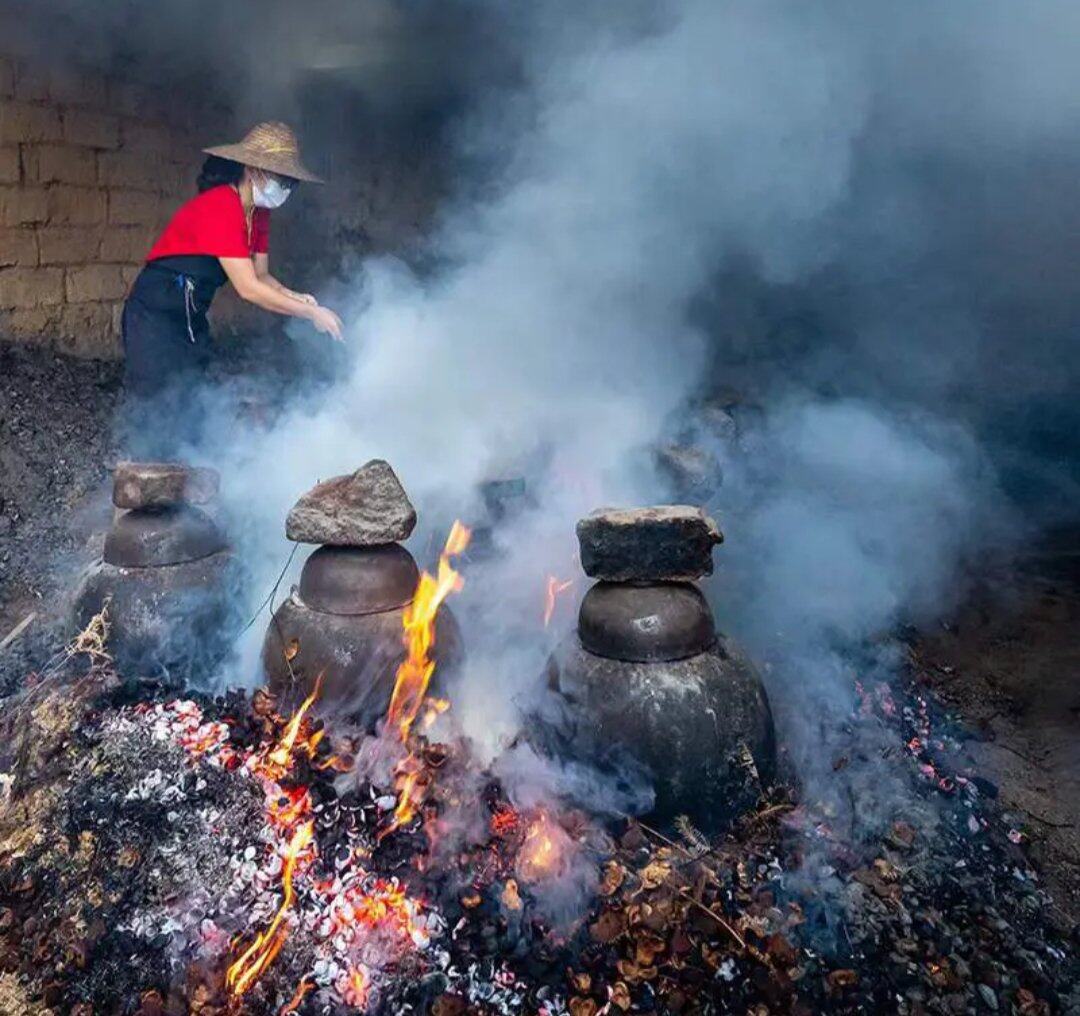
[[196, 155, 245, 193]]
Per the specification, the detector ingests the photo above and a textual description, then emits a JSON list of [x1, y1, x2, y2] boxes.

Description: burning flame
[[226, 820, 315, 997], [253, 674, 325, 782], [340, 966, 370, 1007], [515, 811, 567, 883], [542, 575, 574, 628], [386, 520, 471, 744]]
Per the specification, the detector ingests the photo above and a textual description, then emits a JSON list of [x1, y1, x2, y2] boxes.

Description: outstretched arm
[[254, 253, 317, 305], [219, 256, 342, 340]]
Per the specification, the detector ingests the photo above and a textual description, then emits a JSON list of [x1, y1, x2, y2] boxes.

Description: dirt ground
[[1, 343, 1078, 931], [913, 531, 1080, 923]]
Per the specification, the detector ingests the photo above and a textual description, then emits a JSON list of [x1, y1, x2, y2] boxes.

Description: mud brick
[[62, 108, 120, 149], [0, 146, 17, 183], [99, 226, 151, 263], [0, 187, 48, 225], [23, 143, 97, 186], [57, 301, 120, 357], [48, 185, 107, 225], [0, 305, 58, 339], [0, 266, 64, 308], [108, 188, 158, 226], [13, 64, 49, 103], [37, 226, 104, 265], [113, 461, 220, 509], [66, 264, 127, 303], [48, 68, 108, 109], [98, 150, 163, 190], [0, 227, 38, 267], [121, 122, 177, 160], [0, 100, 62, 143], [577, 505, 723, 582]]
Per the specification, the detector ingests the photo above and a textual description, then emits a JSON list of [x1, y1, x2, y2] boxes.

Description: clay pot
[[548, 631, 776, 825], [577, 581, 715, 662], [262, 544, 463, 728], [73, 507, 233, 679]]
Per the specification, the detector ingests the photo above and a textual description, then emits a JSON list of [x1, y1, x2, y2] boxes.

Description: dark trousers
[[119, 266, 215, 461]]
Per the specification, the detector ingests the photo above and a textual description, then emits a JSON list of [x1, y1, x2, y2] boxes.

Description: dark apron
[[119, 256, 227, 458]]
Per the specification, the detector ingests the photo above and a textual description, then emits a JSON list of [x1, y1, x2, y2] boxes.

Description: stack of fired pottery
[[549, 506, 776, 825], [73, 461, 231, 678], [262, 459, 462, 727]]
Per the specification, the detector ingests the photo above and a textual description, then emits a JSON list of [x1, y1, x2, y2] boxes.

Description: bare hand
[[309, 305, 344, 342]]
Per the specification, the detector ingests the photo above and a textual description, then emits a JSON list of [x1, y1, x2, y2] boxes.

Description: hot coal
[[576, 506, 722, 582], [2, 598, 1079, 1016], [285, 460, 417, 547]]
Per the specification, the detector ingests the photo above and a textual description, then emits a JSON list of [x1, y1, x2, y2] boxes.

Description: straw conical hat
[[203, 121, 323, 183]]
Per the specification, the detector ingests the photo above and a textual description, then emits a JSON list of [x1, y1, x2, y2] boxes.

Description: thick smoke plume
[[17, 0, 1080, 875]]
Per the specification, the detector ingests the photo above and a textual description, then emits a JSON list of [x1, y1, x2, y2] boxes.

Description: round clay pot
[[104, 506, 227, 567], [298, 544, 419, 615], [547, 632, 776, 826], [73, 550, 235, 679], [262, 593, 463, 730], [577, 581, 715, 662]]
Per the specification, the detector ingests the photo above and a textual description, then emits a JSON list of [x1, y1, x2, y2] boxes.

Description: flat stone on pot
[[113, 461, 219, 509], [577, 505, 722, 582], [286, 459, 417, 545]]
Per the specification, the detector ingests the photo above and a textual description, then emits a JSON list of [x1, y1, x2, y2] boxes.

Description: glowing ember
[[515, 811, 569, 883], [278, 976, 313, 1014], [226, 819, 315, 997], [339, 966, 370, 1007], [542, 575, 574, 628]]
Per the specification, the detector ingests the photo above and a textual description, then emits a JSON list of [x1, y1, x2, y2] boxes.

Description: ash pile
[[0, 465, 1077, 1015]]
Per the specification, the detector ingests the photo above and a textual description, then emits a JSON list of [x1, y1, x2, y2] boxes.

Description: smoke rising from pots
[[25, 0, 1079, 871]]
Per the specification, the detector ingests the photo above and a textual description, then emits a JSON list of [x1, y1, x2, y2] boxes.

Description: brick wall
[[0, 54, 236, 359]]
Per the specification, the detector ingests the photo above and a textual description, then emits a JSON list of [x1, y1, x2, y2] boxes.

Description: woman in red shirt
[[122, 121, 343, 417]]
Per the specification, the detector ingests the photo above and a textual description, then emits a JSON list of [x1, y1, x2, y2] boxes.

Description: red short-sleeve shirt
[[146, 185, 269, 262]]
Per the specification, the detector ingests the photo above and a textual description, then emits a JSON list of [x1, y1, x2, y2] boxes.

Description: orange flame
[[515, 811, 567, 883], [378, 522, 470, 840], [278, 976, 313, 1014], [542, 575, 574, 628], [386, 521, 471, 744], [254, 674, 325, 782], [340, 966, 370, 1007], [226, 820, 314, 997]]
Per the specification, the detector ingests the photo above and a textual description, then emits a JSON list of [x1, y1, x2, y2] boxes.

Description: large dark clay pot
[[262, 544, 463, 728]]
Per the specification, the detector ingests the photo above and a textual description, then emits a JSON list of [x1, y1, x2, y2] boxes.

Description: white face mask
[[251, 175, 291, 209]]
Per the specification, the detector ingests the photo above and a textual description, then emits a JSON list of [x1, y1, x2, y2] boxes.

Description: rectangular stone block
[[47, 185, 107, 225], [48, 67, 108, 109], [56, 300, 120, 358], [23, 144, 96, 186], [577, 506, 723, 582], [37, 226, 104, 265], [12, 65, 48, 103], [65, 263, 127, 303], [108, 188, 158, 226], [0, 266, 64, 308], [98, 149, 163, 190], [0, 100, 62, 143], [0, 305, 59, 342], [99, 225, 151, 263], [0, 146, 19, 184], [62, 108, 120, 150], [0, 227, 38, 267], [0, 186, 48, 225]]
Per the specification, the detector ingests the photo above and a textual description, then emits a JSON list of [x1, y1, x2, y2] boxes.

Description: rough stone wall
[[0, 54, 235, 359]]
